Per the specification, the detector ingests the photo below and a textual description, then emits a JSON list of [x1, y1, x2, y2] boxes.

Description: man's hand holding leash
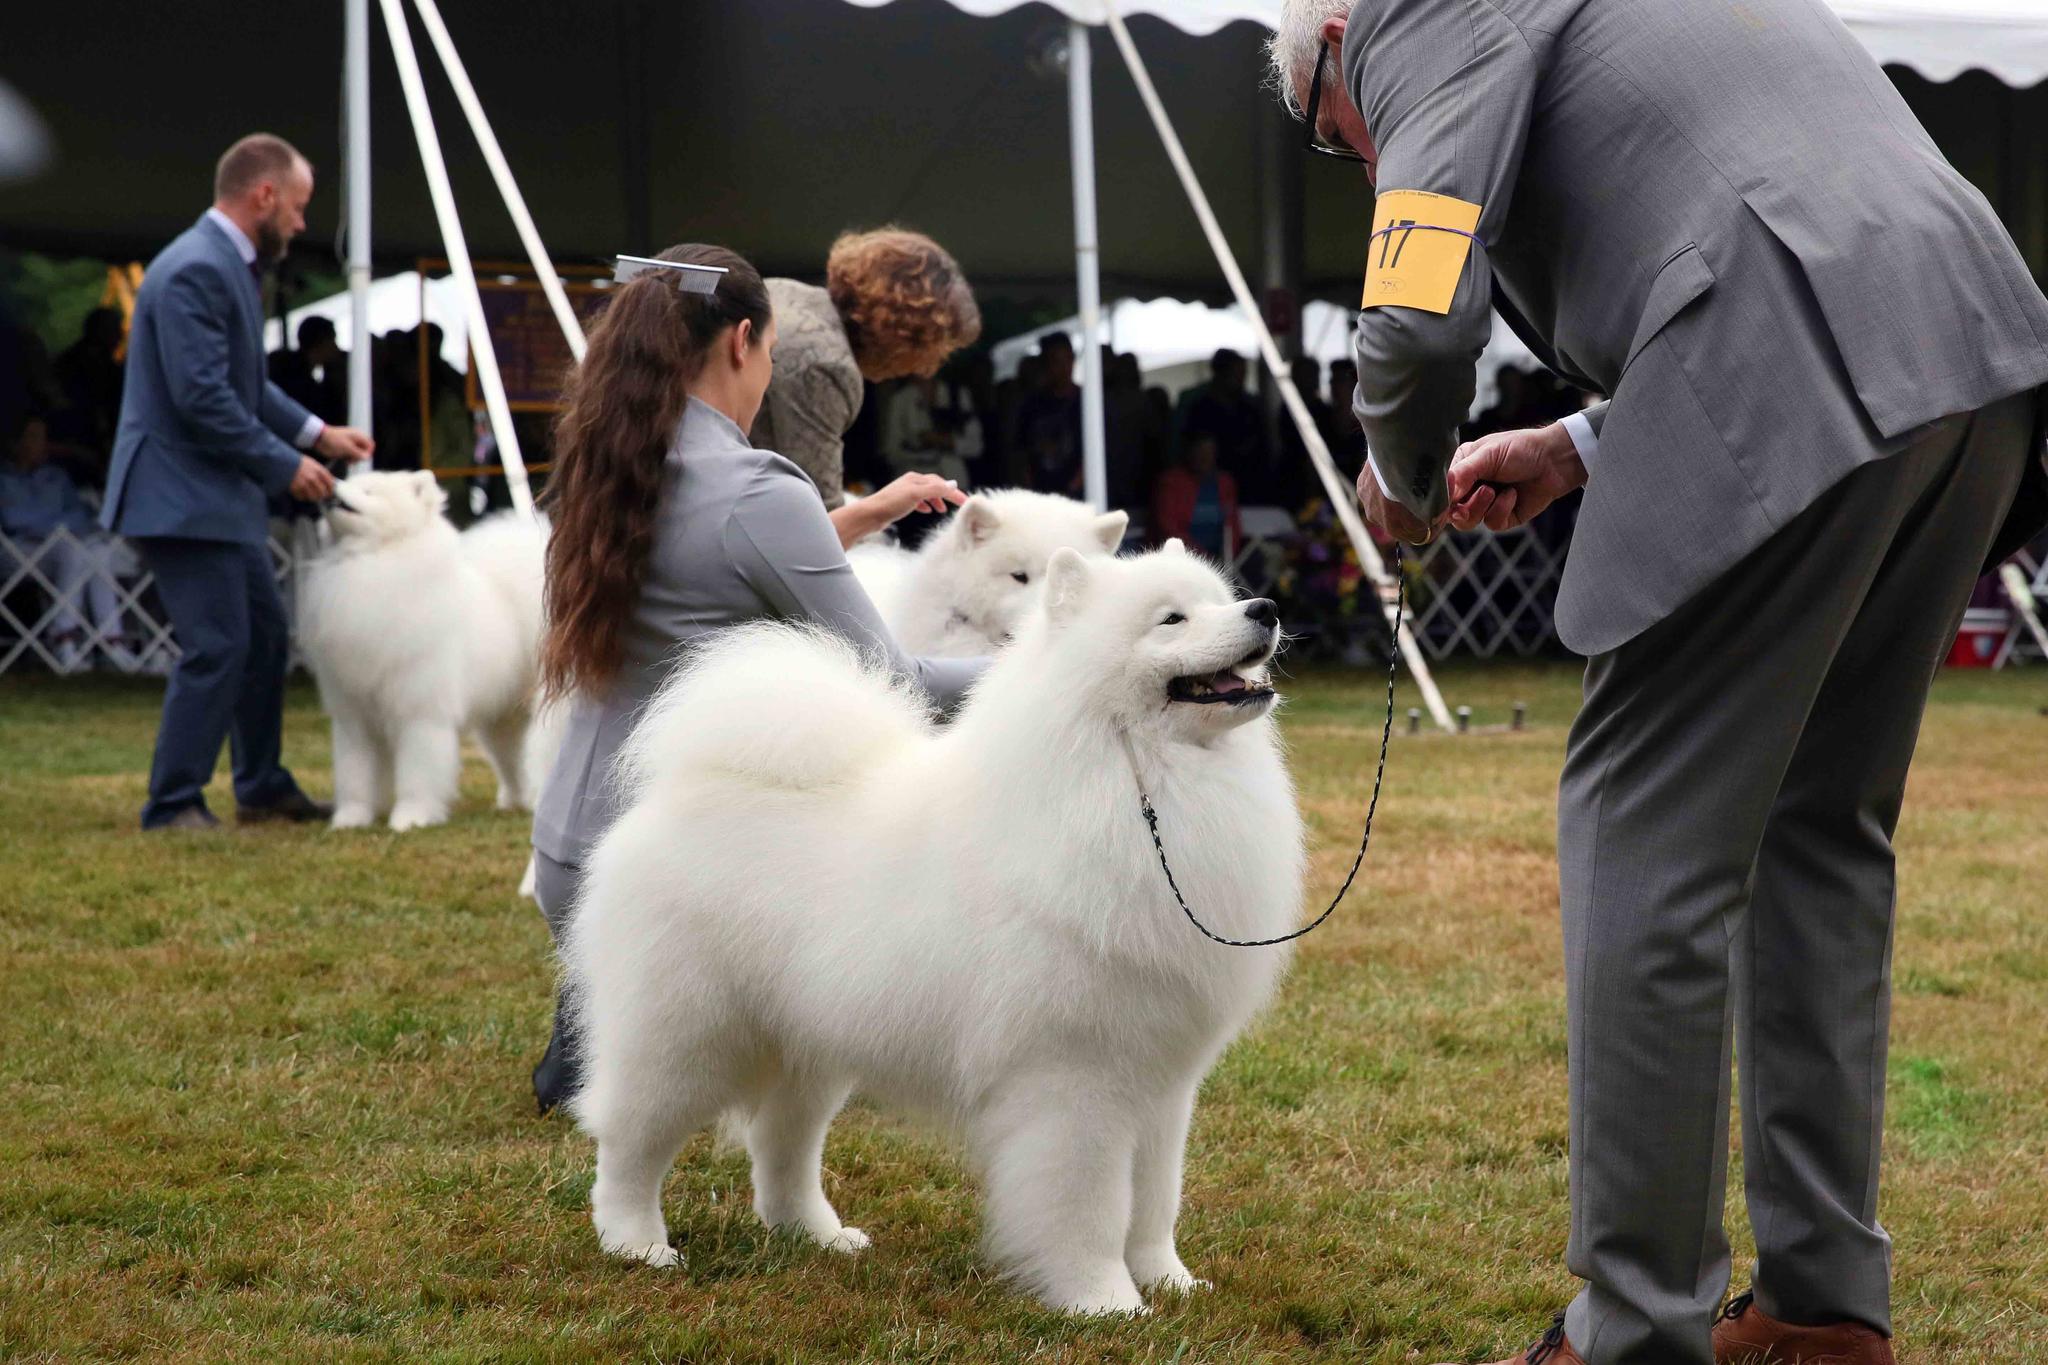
[[1352, 459, 1443, 546], [1444, 422, 1586, 534]]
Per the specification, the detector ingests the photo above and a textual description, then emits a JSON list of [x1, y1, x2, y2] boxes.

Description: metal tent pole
[[407, 0, 586, 362], [376, 0, 536, 520], [346, 0, 373, 438], [1068, 20, 1108, 512]]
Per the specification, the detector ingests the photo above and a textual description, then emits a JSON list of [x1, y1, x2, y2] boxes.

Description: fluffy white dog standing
[[564, 542, 1303, 1313], [848, 489, 1128, 655], [298, 471, 548, 831]]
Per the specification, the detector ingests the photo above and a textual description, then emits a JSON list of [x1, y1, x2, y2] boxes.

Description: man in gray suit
[[104, 133, 373, 830], [1270, 2, 2048, 1363]]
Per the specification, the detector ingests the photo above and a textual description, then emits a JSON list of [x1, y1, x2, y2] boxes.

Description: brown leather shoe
[[1434, 1312, 1587, 1365], [1714, 1291, 1896, 1364]]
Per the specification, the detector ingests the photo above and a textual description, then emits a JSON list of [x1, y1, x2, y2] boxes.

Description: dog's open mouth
[[1167, 652, 1276, 707]]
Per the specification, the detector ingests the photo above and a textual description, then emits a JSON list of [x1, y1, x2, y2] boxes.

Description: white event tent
[[325, 0, 2045, 725]]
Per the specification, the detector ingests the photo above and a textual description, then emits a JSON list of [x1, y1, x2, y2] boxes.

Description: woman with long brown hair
[[528, 243, 986, 1111]]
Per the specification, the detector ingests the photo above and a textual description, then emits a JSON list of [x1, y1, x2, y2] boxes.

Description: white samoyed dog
[[298, 470, 550, 831], [848, 489, 1128, 655], [563, 541, 1303, 1313]]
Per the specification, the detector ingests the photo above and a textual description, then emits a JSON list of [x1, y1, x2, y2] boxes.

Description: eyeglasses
[[1300, 45, 1368, 163]]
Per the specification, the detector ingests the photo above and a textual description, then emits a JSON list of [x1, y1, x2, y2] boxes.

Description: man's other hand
[[1446, 423, 1588, 532], [1355, 463, 1441, 546], [314, 425, 375, 463], [288, 455, 337, 503]]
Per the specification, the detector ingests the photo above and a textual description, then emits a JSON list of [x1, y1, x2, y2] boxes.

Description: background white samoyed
[[848, 489, 1128, 655], [298, 471, 549, 831], [564, 542, 1304, 1314]]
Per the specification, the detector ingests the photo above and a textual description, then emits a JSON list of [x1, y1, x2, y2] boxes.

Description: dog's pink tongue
[[1211, 672, 1248, 694]]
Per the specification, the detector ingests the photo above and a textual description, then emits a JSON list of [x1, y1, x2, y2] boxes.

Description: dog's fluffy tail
[[615, 622, 931, 805], [459, 512, 548, 635]]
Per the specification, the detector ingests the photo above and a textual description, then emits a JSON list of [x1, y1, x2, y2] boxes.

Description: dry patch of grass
[[1, 664, 2043, 1362]]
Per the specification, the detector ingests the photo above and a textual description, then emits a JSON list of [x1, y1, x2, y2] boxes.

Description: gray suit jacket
[[102, 214, 314, 544], [1345, 0, 2048, 655], [532, 398, 984, 867]]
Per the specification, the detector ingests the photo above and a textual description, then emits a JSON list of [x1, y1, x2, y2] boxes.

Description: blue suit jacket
[[101, 215, 314, 543]]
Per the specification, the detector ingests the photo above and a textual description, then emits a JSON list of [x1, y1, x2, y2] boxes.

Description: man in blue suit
[[103, 133, 374, 830]]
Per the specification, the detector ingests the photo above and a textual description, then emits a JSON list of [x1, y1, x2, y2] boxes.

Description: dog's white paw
[[609, 1241, 680, 1268], [330, 804, 374, 830], [1047, 1279, 1148, 1316], [1145, 1268, 1210, 1295], [494, 786, 520, 812], [387, 803, 447, 832], [1130, 1247, 1207, 1295], [817, 1225, 870, 1254]]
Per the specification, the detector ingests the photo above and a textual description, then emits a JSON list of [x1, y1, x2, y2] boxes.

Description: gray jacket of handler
[[531, 398, 984, 870], [1347, 0, 2048, 656], [1341, 2, 2048, 1362]]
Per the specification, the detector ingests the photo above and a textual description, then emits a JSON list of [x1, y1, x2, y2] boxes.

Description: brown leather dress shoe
[[1714, 1291, 1896, 1364], [1434, 1312, 1587, 1365]]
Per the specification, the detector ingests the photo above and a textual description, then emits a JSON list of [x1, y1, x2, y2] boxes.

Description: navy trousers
[[135, 537, 302, 827]]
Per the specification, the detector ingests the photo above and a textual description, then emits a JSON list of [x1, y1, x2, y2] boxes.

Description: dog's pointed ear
[[1162, 537, 1187, 556], [1043, 547, 1092, 623], [959, 497, 1001, 546], [1091, 510, 1129, 552], [412, 470, 446, 512]]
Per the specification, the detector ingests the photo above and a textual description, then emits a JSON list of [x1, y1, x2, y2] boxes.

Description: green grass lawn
[[2, 664, 2044, 1363]]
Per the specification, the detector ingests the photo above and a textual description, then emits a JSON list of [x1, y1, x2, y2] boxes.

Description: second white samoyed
[[848, 489, 1128, 655], [564, 541, 1303, 1313], [298, 470, 549, 831]]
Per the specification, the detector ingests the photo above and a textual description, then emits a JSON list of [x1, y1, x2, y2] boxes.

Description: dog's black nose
[[1244, 598, 1278, 628]]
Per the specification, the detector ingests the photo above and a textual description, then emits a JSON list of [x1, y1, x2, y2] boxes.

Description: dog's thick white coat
[[849, 489, 1127, 655], [298, 471, 549, 831], [565, 543, 1303, 1312]]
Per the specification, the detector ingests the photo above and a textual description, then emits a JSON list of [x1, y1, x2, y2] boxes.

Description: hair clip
[[613, 254, 727, 295]]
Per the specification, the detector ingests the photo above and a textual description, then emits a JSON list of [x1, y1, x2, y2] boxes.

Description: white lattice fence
[[1406, 525, 1568, 660], [0, 524, 307, 676], [1231, 505, 1569, 660]]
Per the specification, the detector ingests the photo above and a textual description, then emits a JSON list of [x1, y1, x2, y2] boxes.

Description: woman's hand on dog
[[829, 472, 968, 550], [875, 472, 967, 521]]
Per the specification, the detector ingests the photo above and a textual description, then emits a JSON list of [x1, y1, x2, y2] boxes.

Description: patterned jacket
[[750, 278, 862, 508]]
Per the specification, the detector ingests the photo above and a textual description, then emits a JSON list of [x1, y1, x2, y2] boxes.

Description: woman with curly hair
[[752, 226, 983, 545], [527, 242, 987, 1112]]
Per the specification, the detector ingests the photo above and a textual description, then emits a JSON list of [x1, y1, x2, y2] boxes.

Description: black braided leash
[[1139, 544, 1407, 948]]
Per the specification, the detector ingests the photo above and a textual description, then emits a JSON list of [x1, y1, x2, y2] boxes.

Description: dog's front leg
[[1125, 1080, 1206, 1294], [387, 720, 458, 831], [977, 1075, 1144, 1315], [328, 707, 380, 829]]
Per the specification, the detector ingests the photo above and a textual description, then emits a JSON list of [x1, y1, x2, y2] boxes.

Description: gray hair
[[1267, 0, 1351, 114]]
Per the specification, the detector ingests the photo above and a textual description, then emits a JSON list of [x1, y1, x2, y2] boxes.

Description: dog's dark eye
[[1010, 571, 1029, 584], [1161, 612, 1186, 626]]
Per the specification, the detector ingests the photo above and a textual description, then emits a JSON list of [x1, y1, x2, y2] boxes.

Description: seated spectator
[[1177, 349, 1271, 502], [1277, 354, 1333, 510], [1016, 332, 1081, 494], [1151, 432, 1241, 561], [935, 356, 988, 486], [269, 315, 349, 428], [879, 373, 980, 488], [52, 306, 126, 489], [1326, 358, 1365, 483], [1, 413, 133, 671], [1103, 350, 1147, 512]]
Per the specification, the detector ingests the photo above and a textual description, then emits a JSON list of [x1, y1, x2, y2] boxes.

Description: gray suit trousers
[[1557, 391, 2037, 1365]]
